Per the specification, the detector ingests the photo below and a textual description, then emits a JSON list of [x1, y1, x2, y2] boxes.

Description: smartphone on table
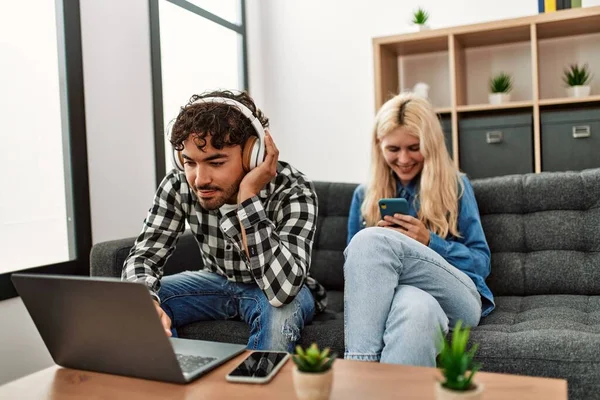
[[378, 198, 409, 222], [226, 351, 290, 384]]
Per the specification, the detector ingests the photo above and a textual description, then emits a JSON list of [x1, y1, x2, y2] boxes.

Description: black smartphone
[[226, 351, 290, 384]]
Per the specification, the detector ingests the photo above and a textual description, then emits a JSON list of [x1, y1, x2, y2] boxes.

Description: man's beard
[[194, 176, 243, 210]]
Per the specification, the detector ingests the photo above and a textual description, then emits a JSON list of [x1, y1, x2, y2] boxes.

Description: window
[[185, 0, 241, 24], [0, 0, 91, 300], [150, 0, 248, 184]]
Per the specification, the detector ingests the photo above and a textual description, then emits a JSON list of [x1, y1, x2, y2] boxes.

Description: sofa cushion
[[475, 295, 600, 361], [472, 169, 600, 296], [474, 294, 600, 400], [311, 182, 358, 291]]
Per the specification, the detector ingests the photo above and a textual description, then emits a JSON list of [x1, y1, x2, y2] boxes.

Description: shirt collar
[[394, 172, 420, 197]]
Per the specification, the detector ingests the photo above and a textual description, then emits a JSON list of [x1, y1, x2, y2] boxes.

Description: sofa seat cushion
[[473, 295, 600, 363], [178, 290, 345, 357], [179, 293, 600, 368]]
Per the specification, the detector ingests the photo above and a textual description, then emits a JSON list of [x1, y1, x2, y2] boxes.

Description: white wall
[[246, 0, 538, 184], [0, 298, 53, 385], [81, 0, 157, 244]]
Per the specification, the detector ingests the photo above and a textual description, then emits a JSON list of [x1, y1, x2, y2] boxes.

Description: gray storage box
[[541, 107, 600, 172], [439, 115, 453, 158], [459, 113, 533, 179]]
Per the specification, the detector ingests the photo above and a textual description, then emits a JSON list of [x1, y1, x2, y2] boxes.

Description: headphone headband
[[190, 97, 265, 144], [171, 95, 266, 172]]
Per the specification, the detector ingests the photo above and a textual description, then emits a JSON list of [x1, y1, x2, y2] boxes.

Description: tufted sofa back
[[310, 168, 600, 296]]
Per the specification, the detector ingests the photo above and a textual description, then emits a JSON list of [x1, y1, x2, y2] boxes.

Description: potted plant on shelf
[[435, 321, 483, 400], [412, 7, 430, 31], [292, 343, 336, 400], [488, 72, 513, 105], [563, 63, 593, 98]]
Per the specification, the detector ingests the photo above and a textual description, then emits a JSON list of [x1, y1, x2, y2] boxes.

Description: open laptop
[[11, 273, 246, 384]]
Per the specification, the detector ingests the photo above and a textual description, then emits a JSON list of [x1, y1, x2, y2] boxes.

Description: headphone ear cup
[[173, 148, 185, 171], [242, 136, 258, 172]]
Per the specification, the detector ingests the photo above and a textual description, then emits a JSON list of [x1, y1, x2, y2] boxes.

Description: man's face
[[181, 135, 245, 210]]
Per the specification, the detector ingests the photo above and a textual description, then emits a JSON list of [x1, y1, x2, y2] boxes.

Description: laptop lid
[[11, 273, 235, 383]]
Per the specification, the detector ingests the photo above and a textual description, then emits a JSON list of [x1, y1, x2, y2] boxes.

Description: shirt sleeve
[[347, 185, 365, 245], [121, 171, 186, 302], [428, 175, 491, 279], [231, 182, 318, 308]]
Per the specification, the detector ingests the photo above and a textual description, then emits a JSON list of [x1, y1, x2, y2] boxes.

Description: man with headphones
[[122, 90, 326, 352]]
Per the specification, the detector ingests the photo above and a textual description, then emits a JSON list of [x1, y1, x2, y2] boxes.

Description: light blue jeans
[[344, 227, 482, 366], [158, 270, 315, 352]]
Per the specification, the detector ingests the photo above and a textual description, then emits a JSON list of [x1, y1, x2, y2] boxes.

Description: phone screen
[[228, 351, 288, 378]]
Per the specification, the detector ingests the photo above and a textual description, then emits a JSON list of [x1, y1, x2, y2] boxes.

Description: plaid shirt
[[122, 161, 327, 312]]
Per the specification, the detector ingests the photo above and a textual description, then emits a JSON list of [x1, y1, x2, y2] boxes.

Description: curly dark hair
[[169, 90, 269, 152]]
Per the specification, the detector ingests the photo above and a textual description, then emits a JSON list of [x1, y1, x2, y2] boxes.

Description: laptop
[[11, 273, 247, 384]]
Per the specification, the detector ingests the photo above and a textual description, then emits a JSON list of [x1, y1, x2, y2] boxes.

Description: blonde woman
[[344, 93, 494, 366]]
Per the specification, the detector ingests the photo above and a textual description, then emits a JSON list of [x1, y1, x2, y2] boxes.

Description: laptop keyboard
[[175, 353, 217, 374]]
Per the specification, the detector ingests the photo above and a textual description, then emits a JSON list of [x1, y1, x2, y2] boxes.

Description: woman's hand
[[377, 214, 431, 246]]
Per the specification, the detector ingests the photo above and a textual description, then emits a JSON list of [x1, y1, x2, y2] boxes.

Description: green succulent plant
[[412, 7, 429, 25], [563, 63, 592, 87], [489, 72, 513, 94], [292, 343, 336, 373], [437, 321, 481, 392]]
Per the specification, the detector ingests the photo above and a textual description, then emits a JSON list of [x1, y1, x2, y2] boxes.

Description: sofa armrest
[[90, 237, 137, 278], [89, 232, 202, 279]]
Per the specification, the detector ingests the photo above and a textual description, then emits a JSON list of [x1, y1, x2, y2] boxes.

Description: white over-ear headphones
[[170, 96, 266, 173]]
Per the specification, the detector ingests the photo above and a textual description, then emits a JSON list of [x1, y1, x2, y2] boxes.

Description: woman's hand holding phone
[[378, 214, 431, 246]]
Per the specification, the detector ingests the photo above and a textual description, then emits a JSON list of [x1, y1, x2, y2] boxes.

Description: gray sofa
[[91, 168, 600, 400]]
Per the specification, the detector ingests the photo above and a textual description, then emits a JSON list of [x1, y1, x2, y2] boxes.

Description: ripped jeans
[[158, 270, 315, 352]]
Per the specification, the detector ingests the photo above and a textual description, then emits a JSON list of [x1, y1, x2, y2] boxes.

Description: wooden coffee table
[[0, 352, 567, 399]]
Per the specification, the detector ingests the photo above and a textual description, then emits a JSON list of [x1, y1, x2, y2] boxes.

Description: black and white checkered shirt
[[122, 161, 327, 312]]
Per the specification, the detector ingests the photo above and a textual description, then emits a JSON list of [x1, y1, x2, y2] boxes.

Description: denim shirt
[[347, 175, 495, 317]]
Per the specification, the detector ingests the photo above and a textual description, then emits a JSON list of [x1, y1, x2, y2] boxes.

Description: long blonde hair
[[361, 92, 464, 238]]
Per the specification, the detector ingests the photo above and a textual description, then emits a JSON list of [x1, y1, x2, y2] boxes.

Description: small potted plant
[[489, 72, 513, 104], [292, 343, 336, 400], [563, 63, 593, 98], [435, 321, 484, 400], [412, 7, 430, 31]]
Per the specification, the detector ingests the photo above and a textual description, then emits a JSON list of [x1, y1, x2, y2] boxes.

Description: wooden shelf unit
[[373, 6, 600, 173], [435, 106, 452, 114], [456, 101, 534, 113], [539, 94, 600, 106]]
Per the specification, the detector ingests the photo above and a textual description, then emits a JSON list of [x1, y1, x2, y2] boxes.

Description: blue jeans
[[158, 270, 315, 352], [343, 227, 482, 366]]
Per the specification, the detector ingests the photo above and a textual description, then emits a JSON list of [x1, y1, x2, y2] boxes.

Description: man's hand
[[153, 300, 172, 337], [238, 130, 279, 204], [377, 214, 431, 246]]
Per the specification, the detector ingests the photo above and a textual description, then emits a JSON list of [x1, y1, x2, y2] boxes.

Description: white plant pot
[[417, 24, 430, 31], [582, 0, 600, 7], [435, 381, 484, 400], [488, 93, 511, 105], [567, 85, 591, 98], [292, 368, 333, 400]]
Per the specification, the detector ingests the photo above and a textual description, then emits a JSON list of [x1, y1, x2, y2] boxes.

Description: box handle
[[572, 125, 591, 139], [486, 131, 503, 144]]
